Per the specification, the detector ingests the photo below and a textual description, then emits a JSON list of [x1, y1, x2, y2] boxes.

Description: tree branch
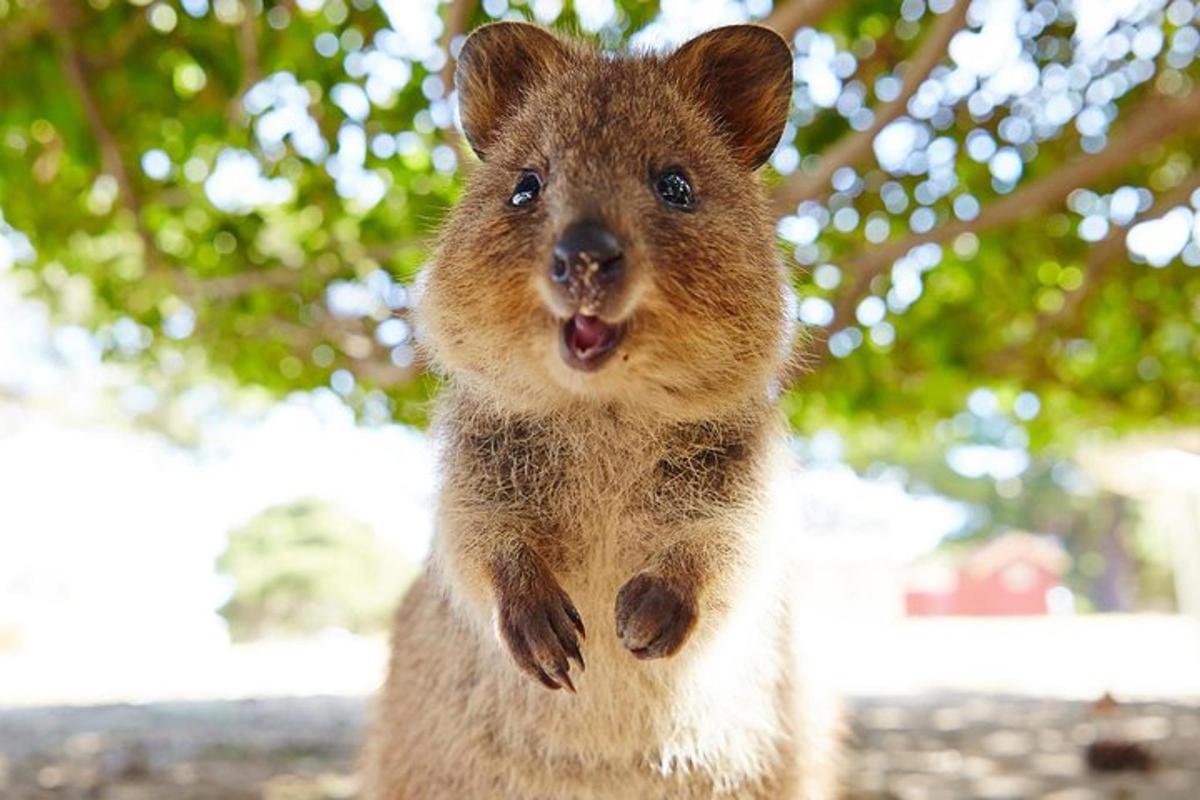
[[48, 0, 167, 276], [439, 0, 477, 172], [828, 87, 1200, 333], [193, 267, 306, 300], [439, 0, 476, 89], [49, 1, 134, 210], [229, 0, 262, 122], [191, 235, 430, 300], [761, 0, 841, 41], [771, 0, 970, 214]]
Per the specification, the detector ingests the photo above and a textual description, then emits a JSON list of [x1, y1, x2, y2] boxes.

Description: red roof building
[[905, 532, 1069, 616]]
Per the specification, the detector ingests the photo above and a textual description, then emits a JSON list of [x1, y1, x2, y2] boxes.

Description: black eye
[[510, 169, 542, 207], [654, 168, 696, 210]]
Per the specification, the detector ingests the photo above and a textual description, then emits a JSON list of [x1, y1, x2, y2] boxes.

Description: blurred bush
[[217, 498, 414, 640]]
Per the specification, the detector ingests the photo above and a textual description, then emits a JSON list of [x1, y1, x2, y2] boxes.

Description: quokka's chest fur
[[438, 391, 774, 571]]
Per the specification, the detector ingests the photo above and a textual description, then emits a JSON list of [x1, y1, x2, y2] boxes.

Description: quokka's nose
[[550, 220, 624, 287]]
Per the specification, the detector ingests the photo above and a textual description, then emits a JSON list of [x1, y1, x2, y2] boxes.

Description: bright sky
[[0, 279, 436, 654]]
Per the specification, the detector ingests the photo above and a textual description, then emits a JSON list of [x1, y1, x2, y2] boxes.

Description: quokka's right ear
[[455, 22, 570, 161]]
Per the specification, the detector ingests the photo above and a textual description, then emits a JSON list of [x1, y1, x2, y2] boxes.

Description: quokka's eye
[[510, 169, 542, 207], [653, 167, 696, 211]]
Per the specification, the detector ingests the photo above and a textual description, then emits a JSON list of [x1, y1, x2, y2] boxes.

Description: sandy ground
[[1, 693, 1198, 799], [2, 616, 1199, 798]]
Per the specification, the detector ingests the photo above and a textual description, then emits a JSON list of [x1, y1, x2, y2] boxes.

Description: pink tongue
[[571, 315, 609, 353]]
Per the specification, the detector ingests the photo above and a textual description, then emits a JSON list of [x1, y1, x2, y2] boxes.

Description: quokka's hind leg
[[359, 577, 485, 800]]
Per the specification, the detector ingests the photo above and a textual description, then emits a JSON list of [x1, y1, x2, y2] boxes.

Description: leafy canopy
[[1, 0, 1198, 450]]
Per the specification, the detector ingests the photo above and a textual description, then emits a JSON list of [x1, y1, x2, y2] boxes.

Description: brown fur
[[362, 23, 840, 799]]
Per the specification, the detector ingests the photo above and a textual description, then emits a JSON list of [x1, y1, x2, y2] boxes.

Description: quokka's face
[[419, 23, 794, 419]]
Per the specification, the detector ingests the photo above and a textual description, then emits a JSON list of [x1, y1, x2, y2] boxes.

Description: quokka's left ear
[[455, 22, 571, 161], [666, 25, 793, 170]]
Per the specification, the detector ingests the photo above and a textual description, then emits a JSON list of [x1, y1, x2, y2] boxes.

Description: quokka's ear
[[667, 25, 793, 170], [455, 22, 570, 160]]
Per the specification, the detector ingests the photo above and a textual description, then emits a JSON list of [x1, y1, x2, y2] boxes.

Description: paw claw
[[565, 639, 586, 672], [497, 574, 586, 692], [534, 667, 562, 691], [553, 666, 576, 693], [564, 600, 586, 639]]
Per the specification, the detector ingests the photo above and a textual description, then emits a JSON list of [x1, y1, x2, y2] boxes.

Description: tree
[[217, 498, 414, 640], [1, 0, 1197, 447]]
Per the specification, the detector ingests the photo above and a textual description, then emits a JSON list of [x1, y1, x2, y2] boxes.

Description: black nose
[[551, 220, 624, 287]]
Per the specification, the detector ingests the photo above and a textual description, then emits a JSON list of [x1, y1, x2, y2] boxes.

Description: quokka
[[363, 21, 841, 799]]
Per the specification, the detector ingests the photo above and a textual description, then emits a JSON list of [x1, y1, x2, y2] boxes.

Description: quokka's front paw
[[496, 572, 586, 692], [614, 573, 698, 660]]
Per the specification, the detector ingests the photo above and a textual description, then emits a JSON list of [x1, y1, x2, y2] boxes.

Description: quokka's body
[[363, 22, 840, 799]]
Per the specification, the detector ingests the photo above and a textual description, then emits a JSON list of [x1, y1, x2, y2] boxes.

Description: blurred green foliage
[[0, 0, 1198, 451], [217, 498, 414, 640]]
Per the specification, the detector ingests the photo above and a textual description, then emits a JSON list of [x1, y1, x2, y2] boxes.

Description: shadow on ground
[[0, 696, 363, 800], [1, 694, 1198, 798]]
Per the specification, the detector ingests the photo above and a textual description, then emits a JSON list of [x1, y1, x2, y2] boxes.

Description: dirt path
[[1, 694, 1197, 799]]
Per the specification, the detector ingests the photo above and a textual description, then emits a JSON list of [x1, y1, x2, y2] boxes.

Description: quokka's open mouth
[[560, 314, 623, 371]]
